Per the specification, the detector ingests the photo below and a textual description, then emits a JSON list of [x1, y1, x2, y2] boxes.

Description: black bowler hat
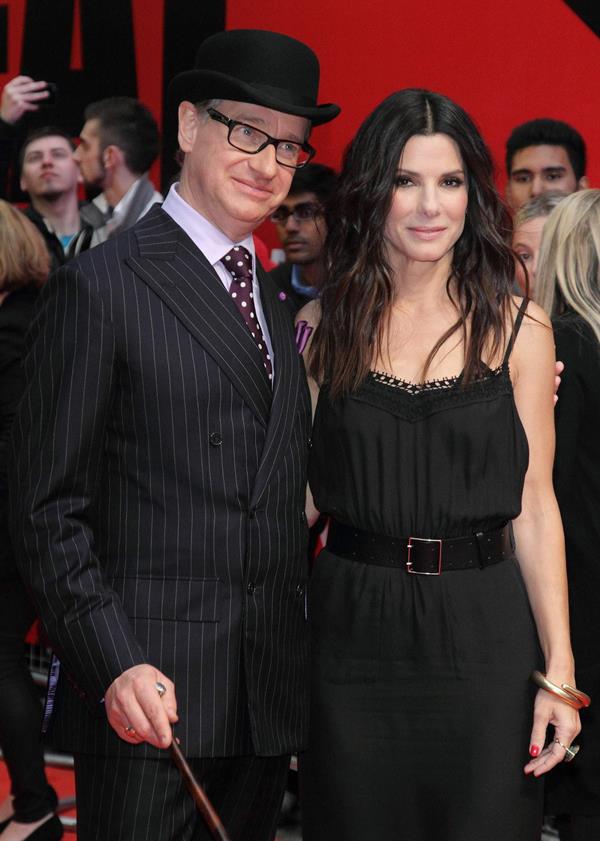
[[168, 29, 340, 127]]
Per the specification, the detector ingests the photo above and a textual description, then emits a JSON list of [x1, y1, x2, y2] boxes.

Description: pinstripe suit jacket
[[9, 206, 312, 758]]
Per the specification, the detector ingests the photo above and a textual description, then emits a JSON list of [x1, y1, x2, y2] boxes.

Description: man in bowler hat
[[9, 29, 339, 841]]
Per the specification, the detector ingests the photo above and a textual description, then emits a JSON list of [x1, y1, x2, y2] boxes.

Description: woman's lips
[[408, 226, 447, 240]]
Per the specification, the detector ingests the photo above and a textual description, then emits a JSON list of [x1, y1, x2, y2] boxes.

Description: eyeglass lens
[[272, 203, 321, 223], [228, 123, 310, 167]]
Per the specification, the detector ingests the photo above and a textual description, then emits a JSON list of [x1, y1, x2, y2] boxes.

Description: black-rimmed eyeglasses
[[206, 107, 315, 169], [270, 202, 322, 223]]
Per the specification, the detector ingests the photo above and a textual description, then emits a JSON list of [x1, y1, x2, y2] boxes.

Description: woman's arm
[[510, 300, 580, 776], [295, 299, 321, 527]]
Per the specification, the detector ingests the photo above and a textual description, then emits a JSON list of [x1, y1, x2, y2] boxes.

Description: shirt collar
[[162, 183, 255, 268]]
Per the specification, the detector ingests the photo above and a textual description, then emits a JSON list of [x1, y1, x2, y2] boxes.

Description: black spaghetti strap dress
[[300, 301, 544, 841]]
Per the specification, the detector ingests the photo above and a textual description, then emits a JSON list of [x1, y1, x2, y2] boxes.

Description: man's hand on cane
[[105, 664, 178, 748]]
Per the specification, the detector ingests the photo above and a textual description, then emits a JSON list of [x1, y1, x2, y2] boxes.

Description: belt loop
[[474, 532, 485, 569]]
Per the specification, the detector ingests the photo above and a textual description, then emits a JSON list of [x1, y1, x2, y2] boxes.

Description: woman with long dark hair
[[535, 190, 600, 841], [298, 89, 584, 841]]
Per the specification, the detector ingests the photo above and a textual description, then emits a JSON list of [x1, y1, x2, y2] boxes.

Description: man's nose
[[285, 212, 300, 231], [530, 176, 544, 197], [248, 143, 279, 179]]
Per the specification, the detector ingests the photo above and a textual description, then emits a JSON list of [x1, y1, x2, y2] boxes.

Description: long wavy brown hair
[[309, 89, 517, 397]]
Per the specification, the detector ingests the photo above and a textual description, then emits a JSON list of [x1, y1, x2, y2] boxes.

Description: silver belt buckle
[[406, 536, 443, 575]]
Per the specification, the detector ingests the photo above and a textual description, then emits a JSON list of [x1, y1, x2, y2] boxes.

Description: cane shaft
[[170, 740, 232, 841]]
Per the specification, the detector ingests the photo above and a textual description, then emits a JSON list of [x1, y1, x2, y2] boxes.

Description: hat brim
[[168, 69, 340, 127]]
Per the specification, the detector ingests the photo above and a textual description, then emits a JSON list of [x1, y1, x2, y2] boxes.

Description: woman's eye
[[394, 176, 412, 187], [516, 251, 531, 262], [443, 178, 464, 187]]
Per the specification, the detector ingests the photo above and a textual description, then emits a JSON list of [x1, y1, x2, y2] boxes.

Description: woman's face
[[384, 133, 469, 271], [512, 215, 548, 296]]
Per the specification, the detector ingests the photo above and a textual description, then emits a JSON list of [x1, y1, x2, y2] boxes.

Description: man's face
[[20, 135, 80, 201], [272, 191, 326, 265], [178, 99, 309, 242], [73, 118, 105, 188], [506, 145, 584, 210]]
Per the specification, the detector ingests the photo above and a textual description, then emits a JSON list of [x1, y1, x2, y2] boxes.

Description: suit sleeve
[[8, 264, 146, 704]]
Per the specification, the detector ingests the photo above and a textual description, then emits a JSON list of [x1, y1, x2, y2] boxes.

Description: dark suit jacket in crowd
[[9, 206, 312, 759], [0, 286, 38, 581], [268, 262, 311, 315]]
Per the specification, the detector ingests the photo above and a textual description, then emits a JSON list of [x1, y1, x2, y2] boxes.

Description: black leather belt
[[327, 520, 513, 575]]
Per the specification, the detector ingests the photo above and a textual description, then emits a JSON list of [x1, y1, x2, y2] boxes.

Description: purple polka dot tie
[[221, 246, 273, 382]]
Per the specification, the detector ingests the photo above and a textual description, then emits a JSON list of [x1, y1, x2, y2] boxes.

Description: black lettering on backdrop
[[20, 0, 137, 137], [563, 1, 600, 36], [161, 0, 225, 187], [0, 6, 7, 73]]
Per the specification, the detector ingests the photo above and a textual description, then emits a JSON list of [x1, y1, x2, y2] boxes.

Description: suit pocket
[[112, 576, 220, 623]]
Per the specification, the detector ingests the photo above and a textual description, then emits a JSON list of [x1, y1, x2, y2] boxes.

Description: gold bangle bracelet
[[531, 671, 592, 710]]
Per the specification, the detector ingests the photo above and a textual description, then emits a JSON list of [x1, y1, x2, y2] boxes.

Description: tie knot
[[221, 245, 253, 282]]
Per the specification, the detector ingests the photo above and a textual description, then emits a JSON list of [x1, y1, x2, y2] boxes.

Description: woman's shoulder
[[509, 295, 551, 330]]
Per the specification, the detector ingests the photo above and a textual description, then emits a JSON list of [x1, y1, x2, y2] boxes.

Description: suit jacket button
[[296, 584, 305, 597], [247, 582, 256, 595], [209, 432, 222, 446], [248, 508, 256, 519]]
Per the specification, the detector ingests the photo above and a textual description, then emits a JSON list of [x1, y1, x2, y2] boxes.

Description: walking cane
[[170, 738, 232, 841], [153, 681, 232, 841]]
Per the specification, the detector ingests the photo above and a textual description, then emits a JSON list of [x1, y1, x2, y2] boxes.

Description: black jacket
[[9, 206, 312, 758]]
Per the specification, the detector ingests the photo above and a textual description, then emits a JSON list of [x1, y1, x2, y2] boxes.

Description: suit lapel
[[250, 264, 305, 507], [125, 208, 272, 425]]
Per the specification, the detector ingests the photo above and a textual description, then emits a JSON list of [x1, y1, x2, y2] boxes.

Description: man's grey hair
[[194, 99, 222, 120]]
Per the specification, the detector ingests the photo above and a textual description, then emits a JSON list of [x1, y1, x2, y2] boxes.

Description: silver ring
[[124, 725, 136, 735], [554, 738, 580, 762], [155, 681, 167, 698]]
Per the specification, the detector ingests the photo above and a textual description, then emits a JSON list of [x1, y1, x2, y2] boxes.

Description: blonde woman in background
[[535, 189, 600, 841], [512, 190, 567, 296], [0, 201, 62, 841]]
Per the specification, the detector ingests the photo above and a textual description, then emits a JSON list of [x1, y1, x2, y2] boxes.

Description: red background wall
[[227, 0, 600, 248], [1, 0, 599, 244], [228, 0, 599, 185]]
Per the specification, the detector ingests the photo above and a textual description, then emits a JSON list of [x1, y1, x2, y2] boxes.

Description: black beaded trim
[[352, 363, 512, 422]]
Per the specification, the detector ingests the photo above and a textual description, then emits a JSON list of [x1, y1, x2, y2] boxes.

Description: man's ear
[[102, 144, 122, 171], [178, 101, 199, 154], [578, 175, 590, 190]]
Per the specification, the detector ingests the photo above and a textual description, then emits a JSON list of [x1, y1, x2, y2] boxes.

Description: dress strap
[[502, 297, 529, 365]]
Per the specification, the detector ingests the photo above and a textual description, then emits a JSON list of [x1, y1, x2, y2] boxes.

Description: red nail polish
[[529, 744, 540, 757]]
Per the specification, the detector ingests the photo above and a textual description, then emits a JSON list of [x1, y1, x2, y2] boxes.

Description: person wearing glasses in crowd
[[9, 30, 339, 841], [269, 163, 338, 312], [297, 88, 585, 841]]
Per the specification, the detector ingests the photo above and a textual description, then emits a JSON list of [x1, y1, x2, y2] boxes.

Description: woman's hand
[[523, 688, 581, 776]]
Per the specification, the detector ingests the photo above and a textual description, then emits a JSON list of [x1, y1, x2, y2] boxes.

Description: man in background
[[74, 96, 162, 242], [269, 162, 337, 311], [18, 126, 104, 269], [505, 118, 588, 211]]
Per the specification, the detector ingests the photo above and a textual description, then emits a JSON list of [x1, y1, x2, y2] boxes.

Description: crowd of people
[[0, 27, 598, 841]]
